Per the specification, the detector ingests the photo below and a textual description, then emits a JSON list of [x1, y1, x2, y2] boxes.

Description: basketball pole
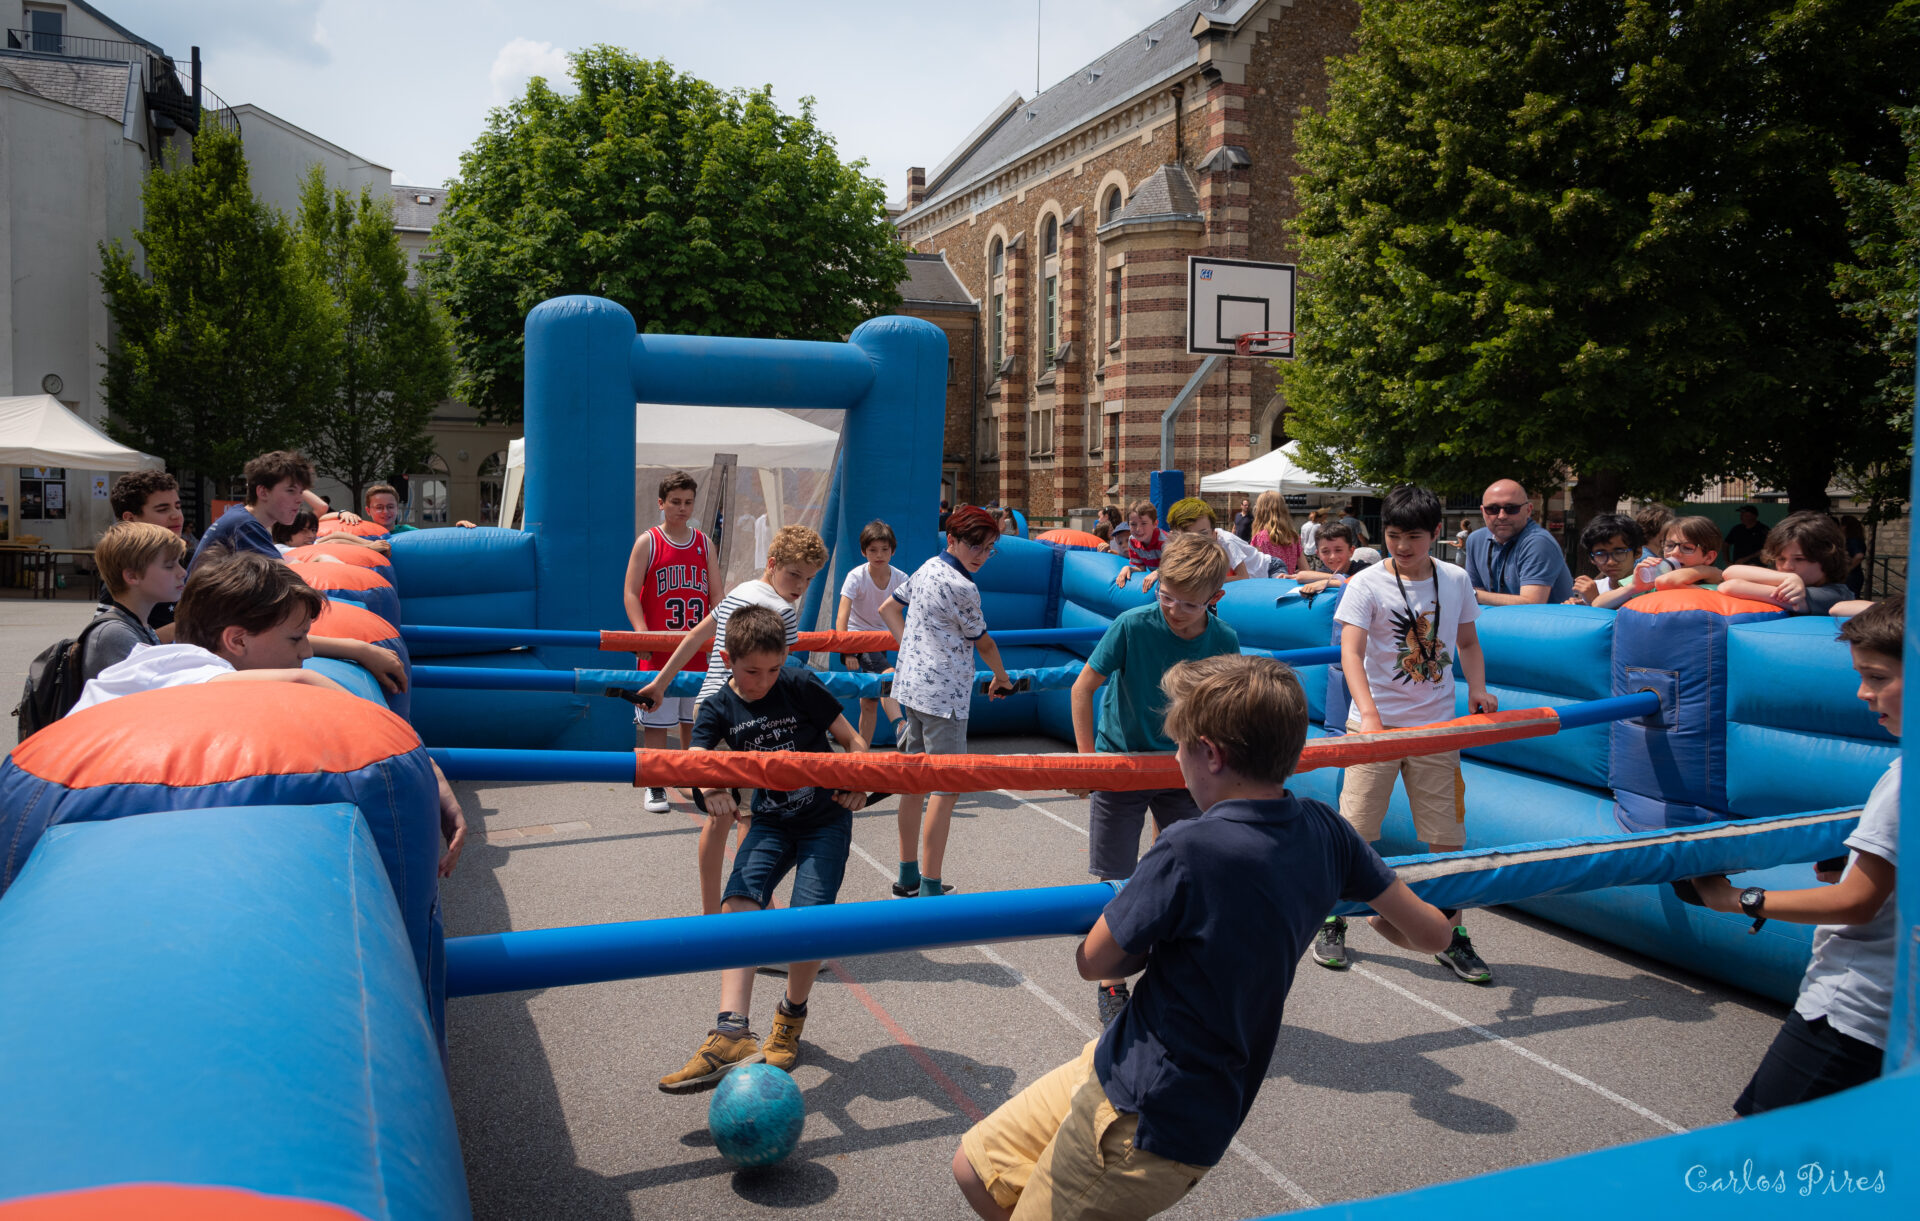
[[1154, 353, 1226, 525]]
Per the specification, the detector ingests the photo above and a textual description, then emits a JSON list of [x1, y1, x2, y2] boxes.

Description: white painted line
[[997, 791, 1090, 837], [846, 836, 1319, 1209], [1351, 964, 1686, 1134]]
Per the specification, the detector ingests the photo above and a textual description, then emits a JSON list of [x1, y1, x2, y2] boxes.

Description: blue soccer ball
[[709, 1063, 805, 1167]]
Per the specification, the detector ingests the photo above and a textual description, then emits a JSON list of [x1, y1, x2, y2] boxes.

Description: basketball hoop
[[1234, 330, 1294, 358]]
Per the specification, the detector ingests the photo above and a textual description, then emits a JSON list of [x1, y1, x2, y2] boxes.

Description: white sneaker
[[644, 787, 671, 813]]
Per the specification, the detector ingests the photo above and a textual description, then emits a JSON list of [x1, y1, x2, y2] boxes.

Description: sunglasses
[[1481, 503, 1528, 516]]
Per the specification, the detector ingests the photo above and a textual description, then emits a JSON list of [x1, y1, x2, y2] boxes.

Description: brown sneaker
[[762, 1008, 807, 1072], [658, 1030, 763, 1093]]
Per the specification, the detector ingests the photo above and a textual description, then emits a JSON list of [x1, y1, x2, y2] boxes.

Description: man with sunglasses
[[1463, 479, 1573, 606]]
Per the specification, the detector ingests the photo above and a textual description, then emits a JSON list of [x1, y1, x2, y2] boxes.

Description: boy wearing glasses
[[1592, 515, 1723, 609], [880, 506, 1017, 899], [1067, 534, 1239, 1025], [1569, 513, 1645, 604], [1463, 478, 1573, 605]]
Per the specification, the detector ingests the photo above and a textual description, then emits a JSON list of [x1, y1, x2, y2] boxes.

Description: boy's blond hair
[[1161, 654, 1308, 784], [766, 524, 828, 570], [95, 521, 188, 597], [1156, 532, 1230, 596]]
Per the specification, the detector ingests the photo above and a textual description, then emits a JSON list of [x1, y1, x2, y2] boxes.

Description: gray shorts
[[1087, 788, 1203, 880], [898, 703, 968, 796]]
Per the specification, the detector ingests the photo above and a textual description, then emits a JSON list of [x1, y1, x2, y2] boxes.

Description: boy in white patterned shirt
[[878, 506, 1015, 898]]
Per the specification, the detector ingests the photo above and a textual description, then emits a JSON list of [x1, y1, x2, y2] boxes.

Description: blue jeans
[[722, 801, 853, 910]]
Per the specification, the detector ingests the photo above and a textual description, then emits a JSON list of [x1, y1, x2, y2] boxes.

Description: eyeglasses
[[958, 540, 997, 557], [1662, 540, 1703, 556], [1481, 502, 1528, 516], [1589, 547, 1636, 562], [1156, 591, 1209, 615]]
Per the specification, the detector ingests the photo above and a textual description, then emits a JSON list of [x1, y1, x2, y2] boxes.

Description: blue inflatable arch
[[520, 297, 948, 751]]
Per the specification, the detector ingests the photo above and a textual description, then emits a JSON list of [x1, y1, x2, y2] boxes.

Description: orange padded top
[[290, 563, 392, 592], [0, 1184, 367, 1221], [317, 517, 389, 540], [1623, 587, 1783, 616], [10, 684, 419, 788], [1037, 528, 1109, 550], [313, 599, 400, 642], [284, 543, 389, 570]]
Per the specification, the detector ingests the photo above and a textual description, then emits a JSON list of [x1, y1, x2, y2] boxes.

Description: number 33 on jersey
[[638, 525, 712, 667]]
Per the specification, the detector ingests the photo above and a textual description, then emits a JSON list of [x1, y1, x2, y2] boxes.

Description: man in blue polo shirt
[[1463, 478, 1573, 605]]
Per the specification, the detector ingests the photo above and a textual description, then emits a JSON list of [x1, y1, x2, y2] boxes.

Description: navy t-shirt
[[1463, 519, 1573, 603], [691, 668, 846, 819], [1095, 795, 1396, 1166], [190, 504, 278, 572]]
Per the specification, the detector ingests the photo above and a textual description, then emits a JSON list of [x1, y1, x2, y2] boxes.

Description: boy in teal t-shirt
[[1068, 533, 1238, 1024]]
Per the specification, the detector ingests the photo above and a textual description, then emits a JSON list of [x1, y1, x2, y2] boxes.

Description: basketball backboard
[[1186, 256, 1295, 357]]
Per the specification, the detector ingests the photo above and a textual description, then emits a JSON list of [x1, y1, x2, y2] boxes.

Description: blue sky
[[109, 0, 1177, 197]]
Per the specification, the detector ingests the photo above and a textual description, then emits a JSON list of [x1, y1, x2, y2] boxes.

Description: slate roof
[[0, 52, 131, 122], [910, 0, 1217, 219], [390, 184, 446, 232], [899, 252, 976, 308], [1103, 162, 1202, 228]]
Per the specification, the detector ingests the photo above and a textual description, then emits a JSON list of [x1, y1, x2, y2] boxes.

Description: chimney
[[907, 166, 926, 209]]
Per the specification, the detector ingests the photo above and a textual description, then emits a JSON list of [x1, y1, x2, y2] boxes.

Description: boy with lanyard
[[1318, 483, 1498, 983], [622, 471, 714, 812], [1681, 598, 1902, 1114], [1068, 533, 1238, 1025], [954, 654, 1454, 1220], [657, 606, 869, 1091]]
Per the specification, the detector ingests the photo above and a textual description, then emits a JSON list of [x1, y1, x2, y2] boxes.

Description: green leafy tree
[[295, 166, 453, 503], [99, 118, 335, 529], [427, 46, 907, 424], [1282, 0, 1919, 521]]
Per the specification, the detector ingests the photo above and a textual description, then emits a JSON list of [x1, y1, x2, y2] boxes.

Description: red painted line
[[828, 959, 986, 1123]]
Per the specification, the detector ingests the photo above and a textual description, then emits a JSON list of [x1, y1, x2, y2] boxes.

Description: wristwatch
[[1738, 886, 1767, 934]]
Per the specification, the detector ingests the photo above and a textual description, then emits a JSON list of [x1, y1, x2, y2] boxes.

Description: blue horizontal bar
[[1252, 646, 1341, 666], [1554, 690, 1660, 730], [445, 881, 1121, 996], [401, 625, 596, 648], [429, 748, 633, 784]]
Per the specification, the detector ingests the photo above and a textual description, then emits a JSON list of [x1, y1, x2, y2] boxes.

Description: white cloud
[[489, 38, 572, 104]]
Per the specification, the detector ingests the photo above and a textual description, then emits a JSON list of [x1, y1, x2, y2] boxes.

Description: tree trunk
[[1568, 468, 1625, 573], [1785, 472, 1832, 515]]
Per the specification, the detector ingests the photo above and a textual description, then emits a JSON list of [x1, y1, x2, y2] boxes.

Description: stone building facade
[[895, 0, 1357, 520]]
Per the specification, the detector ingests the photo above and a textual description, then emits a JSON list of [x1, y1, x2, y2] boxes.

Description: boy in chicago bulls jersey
[[623, 471, 713, 813]]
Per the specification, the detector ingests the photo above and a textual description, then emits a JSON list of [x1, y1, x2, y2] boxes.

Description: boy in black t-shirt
[[659, 606, 870, 1092]]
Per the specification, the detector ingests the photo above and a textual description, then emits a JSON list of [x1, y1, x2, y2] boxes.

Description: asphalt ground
[[1, 601, 1791, 1218]]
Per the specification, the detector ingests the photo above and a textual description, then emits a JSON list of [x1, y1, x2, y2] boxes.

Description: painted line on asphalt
[[997, 791, 1090, 837], [1351, 964, 1686, 1134], [846, 837, 1319, 1210], [827, 959, 986, 1124]]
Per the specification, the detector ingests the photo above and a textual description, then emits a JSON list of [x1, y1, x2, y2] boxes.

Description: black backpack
[[12, 613, 120, 742]]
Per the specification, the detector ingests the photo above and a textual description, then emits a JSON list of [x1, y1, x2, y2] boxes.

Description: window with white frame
[[1040, 215, 1061, 368], [1028, 403, 1054, 458], [988, 237, 1006, 376]]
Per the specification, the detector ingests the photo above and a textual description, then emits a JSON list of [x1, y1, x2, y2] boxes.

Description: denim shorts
[[852, 651, 894, 675], [722, 800, 853, 910]]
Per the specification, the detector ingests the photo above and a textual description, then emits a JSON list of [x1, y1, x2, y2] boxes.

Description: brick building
[[894, 0, 1356, 520]]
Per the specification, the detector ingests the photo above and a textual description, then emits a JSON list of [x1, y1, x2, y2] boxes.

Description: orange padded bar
[[632, 708, 1561, 794]]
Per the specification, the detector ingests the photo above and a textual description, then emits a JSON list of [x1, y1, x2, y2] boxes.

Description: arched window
[[989, 237, 1004, 277], [1043, 215, 1058, 256], [1104, 186, 1123, 223], [477, 450, 508, 525], [413, 455, 450, 525]]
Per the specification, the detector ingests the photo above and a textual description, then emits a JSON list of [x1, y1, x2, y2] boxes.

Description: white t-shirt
[[1796, 758, 1901, 1048], [70, 643, 236, 714], [1333, 558, 1479, 729], [1214, 528, 1265, 577], [1300, 519, 1319, 556], [890, 552, 988, 719], [839, 563, 908, 631], [697, 579, 800, 703]]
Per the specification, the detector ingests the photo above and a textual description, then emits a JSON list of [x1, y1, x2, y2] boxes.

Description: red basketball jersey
[[637, 525, 712, 670]]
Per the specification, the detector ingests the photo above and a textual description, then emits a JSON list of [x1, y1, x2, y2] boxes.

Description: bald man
[[1462, 479, 1574, 606]]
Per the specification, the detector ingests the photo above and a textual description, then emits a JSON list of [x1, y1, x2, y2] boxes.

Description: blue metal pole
[[445, 882, 1120, 997], [1554, 690, 1660, 731], [1249, 646, 1341, 667], [429, 749, 634, 784], [401, 625, 600, 649]]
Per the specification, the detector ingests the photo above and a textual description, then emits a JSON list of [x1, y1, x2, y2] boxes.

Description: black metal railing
[[5, 27, 148, 61], [5, 29, 239, 136]]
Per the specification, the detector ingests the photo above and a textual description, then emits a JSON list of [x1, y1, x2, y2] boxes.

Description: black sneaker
[[891, 881, 956, 897], [1435, 927, 1492, 983], [1097, 982, 1130, 1026], [1311, 916, 1349, 969]]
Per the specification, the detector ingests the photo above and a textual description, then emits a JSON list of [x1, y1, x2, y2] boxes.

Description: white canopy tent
[[0, 395, 161, 471], [500, 403, 842, 534], [1199, 441, 1376, 498]]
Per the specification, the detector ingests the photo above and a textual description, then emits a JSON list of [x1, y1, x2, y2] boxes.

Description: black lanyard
[[1390, 559, 1441, 664]]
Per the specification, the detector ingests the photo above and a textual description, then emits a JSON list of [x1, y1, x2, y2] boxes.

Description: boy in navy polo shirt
[[954, 654, 1454, 1220]]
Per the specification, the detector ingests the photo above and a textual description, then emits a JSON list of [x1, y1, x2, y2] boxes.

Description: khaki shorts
[[1338, 746, 1466, 847], [960, 1040, 1209, 1220]]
